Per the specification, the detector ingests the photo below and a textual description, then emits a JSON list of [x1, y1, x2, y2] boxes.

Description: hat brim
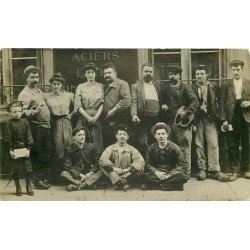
[[151, 124, 171, 136]]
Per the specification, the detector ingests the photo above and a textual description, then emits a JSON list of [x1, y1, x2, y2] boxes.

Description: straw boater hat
[[151, 122, 171, 136]]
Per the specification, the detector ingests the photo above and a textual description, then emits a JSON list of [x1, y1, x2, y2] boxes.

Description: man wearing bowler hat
[[162, 66, 199, 175], [220, 60, 250, 180], [102, 63, 131, 147], [192, 65, 229, 182], [142, 122, 189, 191], [18, 66, 53, 189]]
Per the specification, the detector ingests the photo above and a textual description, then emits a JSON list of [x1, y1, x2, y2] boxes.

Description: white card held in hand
[[13, 148, 28, 158]]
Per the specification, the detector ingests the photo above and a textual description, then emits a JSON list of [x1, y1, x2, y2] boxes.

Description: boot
[[25, 178, 34, 196], [197, 170, 206, 181], [211, 171, 230, 182], [14, 179, 22, 196]]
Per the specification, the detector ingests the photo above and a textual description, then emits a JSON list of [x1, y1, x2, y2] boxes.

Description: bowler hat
[[7, 100, 23, 113], [195, 64, 207, 71], [174, 106, 194, 127], [167, 66, 182, 74], [23, 66, 41, 80], [114, 124, 130, 135], [229, 60, 244, 68], [82, 63, 98, 74], [151, 122, 171, 135], [49, 72, 66, 85]]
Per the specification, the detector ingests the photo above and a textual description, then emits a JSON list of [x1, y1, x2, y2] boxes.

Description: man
[[61, 127, 103, 192], [18, 66, 52, 189], [99, 124, 144, 191], [162, 66, 199, 175], [220, 60, 250, 180], [142, 122, 189, 191], [192, 65, 229, 182], [131, 63, 164, 155], [102, 63, 131, 147]]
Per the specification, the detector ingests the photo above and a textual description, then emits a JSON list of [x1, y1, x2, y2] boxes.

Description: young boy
[[3, 101, 34, 196]]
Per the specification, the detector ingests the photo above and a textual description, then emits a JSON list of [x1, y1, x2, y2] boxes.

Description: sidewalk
[[1, 177, 250, 201]]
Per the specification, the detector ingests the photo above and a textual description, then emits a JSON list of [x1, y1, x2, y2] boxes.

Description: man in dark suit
[[220, 60, 250, 180], [192, 65, 229, 182], [131, 63, 164, 155]]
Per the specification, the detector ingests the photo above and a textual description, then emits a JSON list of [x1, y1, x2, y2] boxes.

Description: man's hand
[[113, 167, 123, 175], [132, 115, 141, 124], [179, 111, 188, 119], [107, 108, 116, 119], [241, 101, 250, 108], [9, 151, 16, 160], [85, 172, 93, 179], [25, 149, 30, 158], [193, 125, 197, 133], [79, 174, 86, 182], [155, 171, 167, 181], [33, 103, 44, 114], [162, 104, 169, 111], [222, 121, 228, 126]]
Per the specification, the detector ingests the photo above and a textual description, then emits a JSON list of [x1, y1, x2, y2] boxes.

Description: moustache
[[144, 75, 152, 82]]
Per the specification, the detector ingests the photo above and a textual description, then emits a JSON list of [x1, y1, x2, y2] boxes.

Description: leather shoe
[[197, 170, 206, 181], [26, 185, 34, 196], [211, 171, 230, 182], [67, 184, 80, 192]]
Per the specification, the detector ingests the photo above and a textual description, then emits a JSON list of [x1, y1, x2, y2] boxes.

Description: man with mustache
[[192, 65, 229, 182], [162, 66, 199, 175], [131, 63, 164, 155], [102, 63, 131, 147], [220, 60, 250, 180], [18, 66, 53, 189]]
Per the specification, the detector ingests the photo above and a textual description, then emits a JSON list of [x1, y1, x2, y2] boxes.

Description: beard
[[104, 77, 113, 83], [169, 78, 178, 84], [144, 75, 152, 82]]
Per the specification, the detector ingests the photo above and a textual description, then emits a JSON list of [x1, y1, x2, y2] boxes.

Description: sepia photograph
[[0, 48, 249, 201]]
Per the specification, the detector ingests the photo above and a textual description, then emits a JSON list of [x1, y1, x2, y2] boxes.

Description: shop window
[[153, 49, 181, 81], [191, 49, 220, 79], [11, 49, 38, 85]]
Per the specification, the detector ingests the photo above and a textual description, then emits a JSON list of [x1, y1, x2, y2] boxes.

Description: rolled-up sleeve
[[99, 146, 115, 172], [130, 147, 145, 173], [115, 81, 131, 110]]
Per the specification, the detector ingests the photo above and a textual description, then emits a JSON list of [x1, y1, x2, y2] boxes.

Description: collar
[[158, 141, 169, 149], [109, 78, 118, 89], [24, 85, 42, 95], [112, 143, 130, 153], [71, 142, 87, 152], [143, 81, 153, 85]]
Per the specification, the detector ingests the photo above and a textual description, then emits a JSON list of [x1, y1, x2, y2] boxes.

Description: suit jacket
[[220, 78, 250, 123], [192, 81, 220, 122], [130, 80, 163, 118]]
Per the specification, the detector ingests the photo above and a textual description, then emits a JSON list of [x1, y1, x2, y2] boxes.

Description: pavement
[[1, 176, 250, 201]]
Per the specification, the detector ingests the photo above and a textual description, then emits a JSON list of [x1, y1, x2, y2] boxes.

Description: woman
[[45, 72, 74, 160], [74, 63, 104, 151]]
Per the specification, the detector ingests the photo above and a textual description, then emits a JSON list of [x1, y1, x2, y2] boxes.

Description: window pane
[[191, 52, 219, 79], [154, 49, 181, 53], [154, 54, 181, 80], [12, 59, 37, 85], [12, 49, 37, 58]]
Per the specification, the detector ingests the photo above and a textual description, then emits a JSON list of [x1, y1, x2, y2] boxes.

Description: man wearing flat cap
[[18, 66, 53, 189], [142, 122, 189, 191], [192, 65, 229, 182], [102, 63, 131, 147], [162, 66, 199, 175], [131, 63, 164, 156], [220, 60, 250, 180], [99, 124, 144, 191]]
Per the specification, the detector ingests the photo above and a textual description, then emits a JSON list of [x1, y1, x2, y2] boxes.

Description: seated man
[[99, 124, 144, 191], [142, 122, 189, 191], [61, 127, 103, 192]]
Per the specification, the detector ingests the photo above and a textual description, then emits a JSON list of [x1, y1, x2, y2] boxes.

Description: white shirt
[[143, 82, 159, 101], [234, 78, 243, 100]]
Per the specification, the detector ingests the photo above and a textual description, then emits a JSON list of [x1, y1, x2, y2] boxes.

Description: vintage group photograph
[[0, 48, 249, 200]]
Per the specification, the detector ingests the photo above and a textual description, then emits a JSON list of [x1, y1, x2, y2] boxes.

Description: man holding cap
[[142, 122, 189, 191], [102, 63, 131, 147], [18, 66, 53, 189], [220, 60, 250, 180], [162, 66, 199, 175]]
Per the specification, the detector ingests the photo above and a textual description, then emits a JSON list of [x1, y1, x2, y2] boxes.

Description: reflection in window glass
[[12, 49, 37, 58], [191, 52, 219, 79], [12, 59, 37, 85]]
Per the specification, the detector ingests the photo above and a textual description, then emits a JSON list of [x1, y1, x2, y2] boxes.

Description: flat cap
[[167, 66, 182, 74], [229, 60, 244, 67]]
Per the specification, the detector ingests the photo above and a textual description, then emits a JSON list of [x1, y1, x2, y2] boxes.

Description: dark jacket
[[162, 82, 199, 122], [192, 81, 220, 122], [130, 80, 163, 118], [145, 141, 188, 176], [220, 78, 250, 123], [63, 142, 100, 178]]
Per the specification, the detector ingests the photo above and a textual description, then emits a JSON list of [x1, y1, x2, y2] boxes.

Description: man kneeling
[[142, 122, 189, 191], [61, 127, 103, 192], [99, 124, 144, 191]]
